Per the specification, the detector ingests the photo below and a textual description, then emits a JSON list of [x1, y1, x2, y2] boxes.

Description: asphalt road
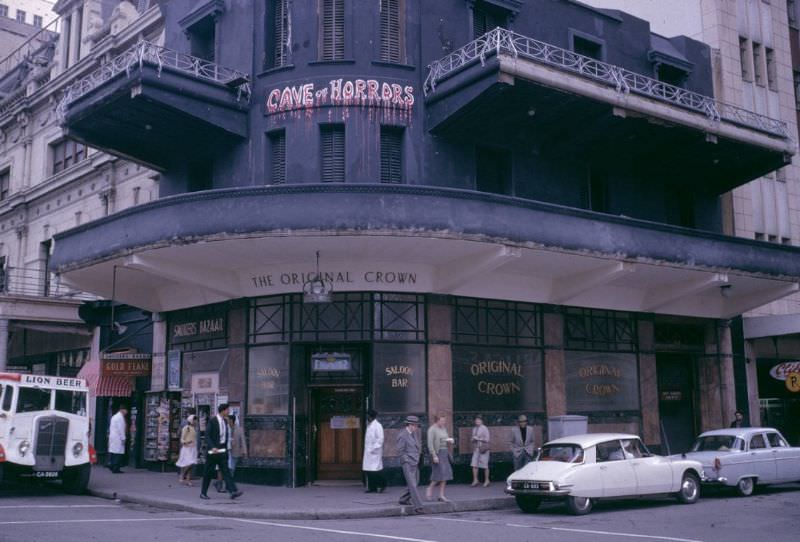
[[1, 482, 798, 542]]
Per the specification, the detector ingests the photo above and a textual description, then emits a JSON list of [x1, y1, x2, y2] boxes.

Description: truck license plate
[[34, 471, 59, 478]]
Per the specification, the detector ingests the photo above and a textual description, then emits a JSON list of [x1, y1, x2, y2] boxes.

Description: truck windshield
[[55, 390, 87, 415], [537, 444, 584, 463], [17, 387, 52, 412]]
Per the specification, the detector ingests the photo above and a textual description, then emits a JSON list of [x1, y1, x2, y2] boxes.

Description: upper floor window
[[790, 0, 798, 28], [380, 126, 403, 183], [320, 124, 345, 182], [739, 37, 753, 82], [655, 64, 688, 87], [572, 33, 604, 61], [0, 168, 9, 201], [51, 139, 89, 174], [15, 9, 25, 23], [753, 42, 766, 86], [794, 71, 800, 110], [266, 0, 290, 69], [472, 0, 508, 39], [189, 18, 216, 62], [765, 47, 777, 91], [380, 0, 403, 63], [268, 130, 287, 184], [33, 15, 42, 27], [0, 5, 8, 18], [319, 0, 345, 61], [475, 146, 511, 196]]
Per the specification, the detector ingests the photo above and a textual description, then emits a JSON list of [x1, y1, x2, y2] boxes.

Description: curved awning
[[77, 359, 132, 398]]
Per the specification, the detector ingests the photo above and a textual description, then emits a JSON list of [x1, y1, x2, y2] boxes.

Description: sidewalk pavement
[[88, 467, 516, 520]]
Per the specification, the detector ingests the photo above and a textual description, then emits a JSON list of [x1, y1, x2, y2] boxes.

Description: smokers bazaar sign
[[266, 77, 415, 115]]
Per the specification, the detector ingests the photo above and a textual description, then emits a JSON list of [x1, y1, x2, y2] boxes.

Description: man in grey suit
[[396, 415, 425, 513], [509, 414, 535, 472]]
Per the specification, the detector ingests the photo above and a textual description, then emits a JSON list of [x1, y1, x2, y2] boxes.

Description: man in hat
[[396, 415, 424, 513], [509, 414, 535, 472]]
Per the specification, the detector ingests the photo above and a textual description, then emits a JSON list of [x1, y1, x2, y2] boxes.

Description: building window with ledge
[[380, 0, 403, 63], [188, 18, 216, 61], [268, 130, 286, 184], [475, 146, 511, 196], [794, 71, 800, 109], [0, 256, 6, 293], [739, 37, 752, 82], [15, 9, 24, 23], [266, 0, 290, 69], [752, 42, 765, 86], [320, 124, 345, 182], [655, 64, 688, 87], [0, 5, 8, 18], [790, 0, 799, 28], [0, 168, 9, 201], [572, 33, 604, 61], [50, 139, 89, 174], [319, 0, 345, 61], [471, 0, 508, 38], [33, 14, 42, 27], [765, 47, 777, 91], [380, 126, 403, 183]]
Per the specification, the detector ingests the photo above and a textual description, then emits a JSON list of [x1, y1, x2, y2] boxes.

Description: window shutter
[[273, 0, 289, 67], [321, 0, 344, 60], [380, 0, 402, 63], [321, 125, 345, 182], [270, 131, 286, 184], [380, 127, 403, 183], [473, 8, 488, 38]]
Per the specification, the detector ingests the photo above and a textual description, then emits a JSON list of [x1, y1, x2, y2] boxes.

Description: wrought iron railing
[[56, 40, 252, 121], [0, 266, 96, 300], [424, 28, 788, 139]]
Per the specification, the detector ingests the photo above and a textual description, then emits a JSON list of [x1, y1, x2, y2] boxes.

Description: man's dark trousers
[[201, 452, 237, 495], [108, 453, 124, 473]]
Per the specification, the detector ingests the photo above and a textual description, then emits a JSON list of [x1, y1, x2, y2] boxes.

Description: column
[[0, 319, 9, 371], [227, 305, 247, 404], [543, 311, 566, 419], [637, 319, 660, 446], [427, 298, 452, 435], [716, 321, 737, 427], [69, 7, 82, 67], [698, 321, 725, 431], [150, 314, 166, 392], [743, 340, 762, 427]]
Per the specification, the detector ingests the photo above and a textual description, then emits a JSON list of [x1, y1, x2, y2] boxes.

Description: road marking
[[423, 516, 703, 542], [0, 517, 215, 526], [0, 505, 119, 509], [231, 518, 438, 542]]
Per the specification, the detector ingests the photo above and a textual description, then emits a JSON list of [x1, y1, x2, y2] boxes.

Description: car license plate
[[34, 471, 59, 478]]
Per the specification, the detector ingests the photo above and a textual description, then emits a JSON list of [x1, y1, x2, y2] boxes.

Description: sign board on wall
[[101, 352, 152, 377], [167, 350, 181, 390], [372, 343, 426, 413], [565, 351, 639, 412], [169, 307, 227, 345], [191, 372, 219, 394], [758, 360, 800, 396], [452, 346, 543, 412], [265, 78, 415, 115]]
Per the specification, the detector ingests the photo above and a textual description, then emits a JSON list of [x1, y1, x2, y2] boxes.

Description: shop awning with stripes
[[77, 359, 132, 397]]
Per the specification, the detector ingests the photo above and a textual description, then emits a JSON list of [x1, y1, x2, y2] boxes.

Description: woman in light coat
[[470, 415, 491, 487], [362, 409, 386, 493], [176, 415, 198, 485]]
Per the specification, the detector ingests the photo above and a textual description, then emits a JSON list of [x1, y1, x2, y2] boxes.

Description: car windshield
[[16, 386, 52, 413], [54, 390, 87, 415], [691, 435, 741, 452], [537, 444, 584, 463]]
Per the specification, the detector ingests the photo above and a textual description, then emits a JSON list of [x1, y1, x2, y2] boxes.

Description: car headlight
[[72, 442, 84, 458], [18, 440, 30, 456]]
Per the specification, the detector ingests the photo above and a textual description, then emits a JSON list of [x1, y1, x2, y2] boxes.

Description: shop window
[[0, 168, 9, 201], [50, 139, 89, 174], [472, 0, 507, 39], [320, 124, 345, 182], [380, 126, 403, 184], [766, 47, 777, 91], [268, 130, 286, 184], [266, 0, 290, 69], [452, 297, 543, 346], [564, 307, 637, 352], [740, 37, 752, 82], [572, 33, 604, 61], [380, 0, 403, 63], [319, 0, 345, 61], [476, 146, 512, 196]]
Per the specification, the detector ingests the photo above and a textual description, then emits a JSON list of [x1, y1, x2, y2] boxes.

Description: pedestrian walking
[[200, 403, 243, 500], [229, 414, 247, 480], [730, 410, 749, 428], [213, 413, 232, 492], [176, 414, 198, 485], [107, 403, 128, 474], [509, 414, 535, 472], [426, 413, 453, 502], [396, 415, 425, 513], [362, 409, 386, 493], [470, 415, 491, 487]]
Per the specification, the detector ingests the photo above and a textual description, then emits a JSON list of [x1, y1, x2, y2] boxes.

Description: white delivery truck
[[0, 372, 95, 493]]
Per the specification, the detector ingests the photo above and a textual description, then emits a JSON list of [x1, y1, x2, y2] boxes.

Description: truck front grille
[[34, 416, 68, 471]]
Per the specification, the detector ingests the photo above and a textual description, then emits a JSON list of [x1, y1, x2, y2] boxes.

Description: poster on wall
[[247, 345, 290, 415], [452, 346, 543, 412], [372, 343, 426, 413], [167, 350, 181, 390], [565, 351, 639, 412]]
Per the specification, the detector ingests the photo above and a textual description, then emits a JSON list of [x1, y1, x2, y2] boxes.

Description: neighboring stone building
[[582, 0, 800, 461], [1, 1, 58, 28]]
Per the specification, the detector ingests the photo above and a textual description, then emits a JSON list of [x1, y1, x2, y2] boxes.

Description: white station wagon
[[683, 427, 800, 496], [505, 433, 705, 515]]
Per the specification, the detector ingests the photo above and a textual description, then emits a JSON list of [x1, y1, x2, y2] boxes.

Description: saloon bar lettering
[[373, 343, 425, 413]]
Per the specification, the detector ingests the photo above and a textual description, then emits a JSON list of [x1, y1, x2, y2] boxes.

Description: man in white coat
[[362, 409, 386, 493], [107, 403, 129, 473]]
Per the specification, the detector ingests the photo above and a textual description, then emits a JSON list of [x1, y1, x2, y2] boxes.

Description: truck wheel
[[676, 472, 700, 504], [63, 464, 91, 495], [735, 477, 754, 497], [566, 496, 593, 515], [515, 496, 541, 513]]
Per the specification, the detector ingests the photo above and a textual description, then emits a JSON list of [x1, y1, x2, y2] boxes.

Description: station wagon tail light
[[714, 457, 721, 471], [89, 445, 97, 465]]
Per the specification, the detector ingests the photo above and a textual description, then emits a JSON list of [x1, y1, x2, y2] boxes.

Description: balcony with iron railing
[[56, 40, 252, 170], [0, 266, 96, 301], [424, 28, 793, 194]]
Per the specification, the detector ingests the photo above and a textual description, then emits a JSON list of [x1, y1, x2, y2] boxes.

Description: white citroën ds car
[[505, 433, 705, 515]]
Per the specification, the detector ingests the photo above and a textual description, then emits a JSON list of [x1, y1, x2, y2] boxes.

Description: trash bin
[[547, 415, 588, 441]]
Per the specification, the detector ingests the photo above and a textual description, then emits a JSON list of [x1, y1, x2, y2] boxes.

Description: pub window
[[50, 139, 89, 175], [572, 34, 604, 61], [247, 345, 290, 415], [452, 297, 543, 347], [320, 124, 345, 182], [765, 47, 777, 91], [739, 37, 752, 82], [564, 307, 637, 352], [250, 295, 291, 344], [291, 292, 371, 342], [476, 146, 512, 195], [266, 0, 290, 69], [380, 0, 403, 63], [752, 42, 765, 86], [472, 0, 507, 39], [374, 293, 425, 341], [268, 130, 287, 184], [0, 168, 9, 201], [380, 126, 403, 184], [319, 0, 345, 61]]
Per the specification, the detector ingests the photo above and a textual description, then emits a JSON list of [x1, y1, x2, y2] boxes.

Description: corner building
[[52, 0, 800, 484]]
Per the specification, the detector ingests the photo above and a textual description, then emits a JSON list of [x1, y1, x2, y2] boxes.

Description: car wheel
[[565, 496, 593, 515], [515, 496, 541, 513], [676, 472, 700, 504], [735, 477, 755, 497], [62, 464, 91, 495]]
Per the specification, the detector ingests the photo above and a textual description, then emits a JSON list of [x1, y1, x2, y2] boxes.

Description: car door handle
[[600, 466, 607, 471]]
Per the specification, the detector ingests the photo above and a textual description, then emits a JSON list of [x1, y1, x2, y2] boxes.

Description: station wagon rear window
[[538, 444, 584, 463], [691, 435, 743, 452]]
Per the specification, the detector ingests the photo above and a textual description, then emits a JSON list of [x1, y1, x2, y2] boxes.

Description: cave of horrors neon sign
[[266, 78, 415, 114]]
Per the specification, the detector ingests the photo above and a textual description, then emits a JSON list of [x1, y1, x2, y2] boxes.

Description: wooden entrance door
[[313, 387, 364, 480]]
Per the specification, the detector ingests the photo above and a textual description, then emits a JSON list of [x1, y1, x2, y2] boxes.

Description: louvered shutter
[[270, 131, 286, 184], [380, 127, 403, 183], [380, 0, 402, 63], [321, 125, 345, 182], [321, 0, 345, 60], [273, 0, 290, 67]]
